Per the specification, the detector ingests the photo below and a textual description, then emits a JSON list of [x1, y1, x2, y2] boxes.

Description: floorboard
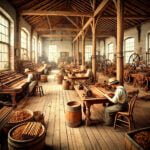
[[5, 70, 149, 150]]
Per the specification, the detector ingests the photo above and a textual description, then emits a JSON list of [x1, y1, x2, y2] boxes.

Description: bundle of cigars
[[22, 122, 42, 140], [12, 122, 42, 140], [0, 106, 12, 123]]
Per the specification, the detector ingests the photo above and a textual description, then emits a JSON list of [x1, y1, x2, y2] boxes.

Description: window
[[85, 45, 92, 61], [48, 45, 59, 62], [108, 43, 114, 61], [0, 14, 9, 70], [148, 33, 150, 52], [21, 29, 28, 60], [32, 37, 36, 62], [146, 33, 150, 65], [124, 38, 135, 63]]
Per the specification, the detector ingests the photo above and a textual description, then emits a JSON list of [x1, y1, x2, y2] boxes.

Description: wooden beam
[[116, 0, 124, 85], [41, 34, 76, 38], [77, 38, 80, 65], [73, 0, 110, 42], [65, 16, 79, 29], [100, 16, 150, 19], [91, 18, 96, 81], [81, 32, 85, 66], [21, 10, 92, 17], [94, 0, 110, 17], [36, 28, 80, 32]]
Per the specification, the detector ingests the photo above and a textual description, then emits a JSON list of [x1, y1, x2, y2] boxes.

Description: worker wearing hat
[[24, 68, 37, 95], [104, 77, 128, 126], [24, 68, 34, 83]]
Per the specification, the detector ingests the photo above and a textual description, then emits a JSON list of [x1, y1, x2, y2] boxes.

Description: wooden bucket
[[66, 101, 82, 128], [8, 122, 46, 150], [57, 74, 63, 84], [62, 80, 70, 90], [40, 75, 48, 82]]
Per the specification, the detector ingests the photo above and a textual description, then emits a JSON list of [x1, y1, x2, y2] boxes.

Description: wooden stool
[[35, 85, 44, 97]]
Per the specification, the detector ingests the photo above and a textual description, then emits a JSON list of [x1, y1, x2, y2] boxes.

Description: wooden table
[[0, 78, 27, 106], [74, 85, 110, 125]]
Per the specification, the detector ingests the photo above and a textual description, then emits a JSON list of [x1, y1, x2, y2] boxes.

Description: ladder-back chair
[[114, 90, 139, 130]]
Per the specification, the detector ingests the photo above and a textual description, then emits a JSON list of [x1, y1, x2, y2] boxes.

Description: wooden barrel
[[57, 73, 63, 84], [8, 122, 46, 150], [66, 101, 82, 128], [62, 80, 70, 90], [40, 75, 48, 82]]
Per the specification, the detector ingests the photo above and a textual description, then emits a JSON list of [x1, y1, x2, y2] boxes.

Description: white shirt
[[111, 86, 128, 104], [27, 73, 33, 82], [85, 69, 92, 77]]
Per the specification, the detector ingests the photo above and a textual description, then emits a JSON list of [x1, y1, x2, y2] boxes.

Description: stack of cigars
[[22, 122, 42, 140]]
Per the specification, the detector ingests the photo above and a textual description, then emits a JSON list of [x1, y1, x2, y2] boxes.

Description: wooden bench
[[0, 71, 28, 106]]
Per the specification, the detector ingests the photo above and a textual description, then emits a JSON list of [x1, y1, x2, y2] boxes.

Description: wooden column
[[74, 41, 77, 65], [77, 38, 80, 65], [116, 0, 124, 85], [91, 17, 96, 80], [72, 42, 75, 64], [82, 32, 85, 66], [30, 28, 33, 61]]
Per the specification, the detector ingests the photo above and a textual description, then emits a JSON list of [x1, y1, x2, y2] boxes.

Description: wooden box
[[125, 127, 150, 150]]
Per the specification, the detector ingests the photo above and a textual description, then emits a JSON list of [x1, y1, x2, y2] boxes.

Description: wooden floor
[[15, 70, 150, 150]]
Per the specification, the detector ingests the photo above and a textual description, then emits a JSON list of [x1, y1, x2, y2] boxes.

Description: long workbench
[[74, 85, 112, 125]]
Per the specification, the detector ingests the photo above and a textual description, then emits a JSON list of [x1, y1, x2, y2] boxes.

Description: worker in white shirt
[[24, 68, 37, 96], [104, 77, 128, 126]]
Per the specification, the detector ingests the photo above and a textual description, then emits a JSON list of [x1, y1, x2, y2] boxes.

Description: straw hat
[[24, 68, 30, 73], [108, 77, 119, 85]]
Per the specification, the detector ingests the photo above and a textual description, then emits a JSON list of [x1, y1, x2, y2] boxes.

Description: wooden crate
[[125, 127, 150, 150]]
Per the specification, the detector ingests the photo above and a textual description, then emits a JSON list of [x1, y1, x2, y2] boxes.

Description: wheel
[[128, 53, 140, 67]]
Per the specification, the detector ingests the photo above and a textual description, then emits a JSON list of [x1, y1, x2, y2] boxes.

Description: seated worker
[[24, 68, 38, 96], [42, 61, 49, 75], [104, 77, 128, 126], [84, 66, 94, 83]]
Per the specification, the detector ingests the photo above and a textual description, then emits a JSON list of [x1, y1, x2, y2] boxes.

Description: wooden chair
[[114, 90, 139, 130]]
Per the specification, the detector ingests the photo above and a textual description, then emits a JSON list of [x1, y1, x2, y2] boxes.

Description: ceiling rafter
[[21, 10, 92, 17], [65, 16, 79, 29], [18, 0, 43, 11], [73, 0, 110, 42], [35, 28, 80, 32]]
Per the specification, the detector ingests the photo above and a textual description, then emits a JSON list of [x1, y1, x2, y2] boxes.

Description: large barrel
[[40, 75, 48, 82], [62, 79, 70, 90], [56, 73, 63, 84], [8, 122, 46, 150], [66, 101, 82, 128]]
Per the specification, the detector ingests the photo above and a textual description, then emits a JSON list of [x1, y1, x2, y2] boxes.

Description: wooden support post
[[116, 0, 124, 85], [72, 42, 75, 64], [74, 42, 76, 64], [82, 32, 85, 66], [77, 38, 80, 65], [91, 17, 96, 81], [30, 28, 33, 61]]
